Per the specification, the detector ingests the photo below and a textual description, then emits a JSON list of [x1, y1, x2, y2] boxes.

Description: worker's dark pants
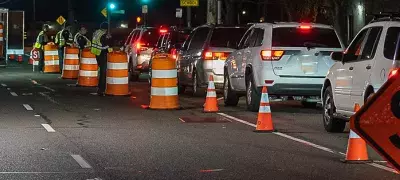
[[96, 51, 107, 93], [38, 49, 44, 72], [58, 47, 65, 73]]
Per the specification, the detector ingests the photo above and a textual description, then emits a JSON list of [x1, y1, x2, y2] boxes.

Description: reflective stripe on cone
[[81, 58, 97, 64], [151, 87, 178, 96]]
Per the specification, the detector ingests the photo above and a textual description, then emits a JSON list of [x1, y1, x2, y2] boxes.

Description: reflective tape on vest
[[349, 130, 361, 139], [33, 60, 39, 65], [64, 65, 79, 70], [45, 60, 59, 65], [80, 70, 98, 77], [259, 105, 271, 113], [260, 93, 270, 103], [65, 54, 79, 59], [151, 87, 178, 96], [81, 58, 97, 64], [208, 81, 215, 90], [152, 69, 177, 78], [107, 62, 128, 70], [206, 91, 217, 97], [45, 50, 58, 56], [107, 77, 129, 84]]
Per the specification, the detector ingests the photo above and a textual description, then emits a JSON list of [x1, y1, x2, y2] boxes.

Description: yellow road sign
[[101, 8, 107, 18], [56, 16, 66, 25], [180, 0, 199, 7]]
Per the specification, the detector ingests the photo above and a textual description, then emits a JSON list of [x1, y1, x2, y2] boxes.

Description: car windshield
[[141, 28, 159, 47], [272, 27, 342, 48], [210, 28, 247, 48]]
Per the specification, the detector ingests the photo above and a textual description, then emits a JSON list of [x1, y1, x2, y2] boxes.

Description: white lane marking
[[0, 83, 6, 87], [6, 88, 10, 90], [71, 155, 92, 169], [34, 114, 41, 117], [10, 92, 18, 96], [39, 92, 58, 104], [22, 104, 33, 111], [0, 171, 91, 174], [41, 124, 56, 132], [42, 86, 55, 92], [217, 112, 398, 174]]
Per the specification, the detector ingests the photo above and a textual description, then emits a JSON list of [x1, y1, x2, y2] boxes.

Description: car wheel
[[224, 73, 239, 106], [245, 73, 261, 112], [322, 86, 346, 133], [192, 70, 204, 97], [301, 101, 318, 108]]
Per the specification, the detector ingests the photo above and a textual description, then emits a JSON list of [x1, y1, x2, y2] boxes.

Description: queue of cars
[[123, 16, 400, 133]]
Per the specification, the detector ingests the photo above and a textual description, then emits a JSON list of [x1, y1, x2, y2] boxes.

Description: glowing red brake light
[[299, 25, 312, 30], [261, 50, 284, 61], [389, 68, 399, 79], [160, 29, 168, 34], [135, 41, 148, 53], [170, 48, 177, 60], [204, 51, 229, 60], [204, 51, 213, 60]]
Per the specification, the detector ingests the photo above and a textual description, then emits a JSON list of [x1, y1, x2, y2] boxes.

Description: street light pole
[[107, 0, 111, 35], [33, 0, 36, 22]]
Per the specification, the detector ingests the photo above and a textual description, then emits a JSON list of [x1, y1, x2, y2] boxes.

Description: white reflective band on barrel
[[0, 37, 3, 41], [151, 87, 178, 96], [64, 65, 79, 70], [33, 60, 39, 65], [259, 106, 271, 113], [208, 81, 215, 89], [65, 54, 79, 59], [207, 91, 217, 97], [107, 62, 128, 70], [107, 77, 129, 84], [261, 93, 270, 103], [349, 130, 361, 139], [152, 69, 177, 78], [80, 70, 98, 77], [81, 58, 97, 64], [45, 50, 58, 56], [0, 29, 3, 33], [44, 60, 59, 65]]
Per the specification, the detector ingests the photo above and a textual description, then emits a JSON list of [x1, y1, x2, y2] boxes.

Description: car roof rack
[[369, 13, 400, 23]]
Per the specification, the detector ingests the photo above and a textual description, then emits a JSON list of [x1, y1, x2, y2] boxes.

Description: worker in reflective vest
[[91, 22, 112, 96], [74, 26, 91, 50], [55, 25, 73, 72], [34, 24, 50, 73]]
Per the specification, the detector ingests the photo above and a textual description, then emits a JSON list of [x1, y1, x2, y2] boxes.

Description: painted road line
[[6, 88, 10, 90], [199, 169, 224, 172], [41, 124, 56, 132], [30, 79, 41, 85], [71, 155, 92, 169], [39, 92, 58, 104], [42, 86, 56, 92], [217, 112, 397, 174], [10, 92, 18, 96], [0, 83, 6, 87], [22, 104, 33, 111]]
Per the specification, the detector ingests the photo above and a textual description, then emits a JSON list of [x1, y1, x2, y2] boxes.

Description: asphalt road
[[0, 65, 398, 180]]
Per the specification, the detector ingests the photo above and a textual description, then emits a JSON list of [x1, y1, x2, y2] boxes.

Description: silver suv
[[177, 25, 247, 96], [224, 22, 344, 111]]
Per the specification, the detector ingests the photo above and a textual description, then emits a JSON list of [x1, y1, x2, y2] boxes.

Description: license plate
[[301, 62, 317, 74]]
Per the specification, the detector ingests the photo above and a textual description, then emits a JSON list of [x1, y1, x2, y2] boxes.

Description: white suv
[[322, 18, 400, 132], [224, 22, 344, 111]]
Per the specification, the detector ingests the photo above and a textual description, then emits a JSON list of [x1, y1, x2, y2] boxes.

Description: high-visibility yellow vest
[[34, 31, 44, 49], [55, 30, 73, 47], [91, 29, 108, 56]]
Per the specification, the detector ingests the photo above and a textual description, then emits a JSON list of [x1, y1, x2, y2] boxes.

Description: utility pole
[[186, 7, 191, 28], [67, 0, 74, 25], [217, 0, 222, 25]]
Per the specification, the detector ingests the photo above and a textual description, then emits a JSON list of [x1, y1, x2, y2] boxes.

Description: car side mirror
[[331, 51, 343, 62]]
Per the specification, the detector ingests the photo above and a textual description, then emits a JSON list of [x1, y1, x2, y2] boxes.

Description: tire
[[245, 73, 261, 112], [301, 101, 318, 108], [322, 86, 346, 133], [223, 72, 239, 106], [192, 70, 205, 97]]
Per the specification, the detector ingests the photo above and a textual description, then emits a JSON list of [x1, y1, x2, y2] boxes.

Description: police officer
[[91, 22, 112, 96], [74, 26, 91, 50], [34, 24, 50, 73], [55, 25, 73, 72]]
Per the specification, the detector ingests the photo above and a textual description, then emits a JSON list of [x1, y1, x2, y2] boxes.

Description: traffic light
[[108, 2, 116, 10], [141, 0, 150, 4], [136, 17, 142, 23]]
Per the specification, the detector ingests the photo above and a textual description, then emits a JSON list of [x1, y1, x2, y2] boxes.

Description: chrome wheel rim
[[323, 95, 332, 124], [247, 81, 252, 105], [193, 73, 197, 94], [224, 76, 229, 99]]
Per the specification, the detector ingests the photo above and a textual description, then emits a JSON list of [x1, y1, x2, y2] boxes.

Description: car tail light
[[203, 51, 229, 60], [170, 48, 177, 60], [260, 50, 284, 61], [135, 41, 148, 54], [299, 25, 312, 30], [160, 29, 168, 34], [389, 68, 399, 79]]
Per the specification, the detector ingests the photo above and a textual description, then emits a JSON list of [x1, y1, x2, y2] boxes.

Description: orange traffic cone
[[341, 103, 370, 163], [203, 75, 219, 112], [255, 86, 274, 132]]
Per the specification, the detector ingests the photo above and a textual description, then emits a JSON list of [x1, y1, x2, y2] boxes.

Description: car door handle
[[366, 65, 372, 70], [349, 67, 354, 70]]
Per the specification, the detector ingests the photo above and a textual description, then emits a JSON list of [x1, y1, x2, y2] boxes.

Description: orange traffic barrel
[[149, 53, 179, 109], [44, 43, 60, 73], [62, 47, 80, 79], [0, 23, 3, 57], [78, 48, 98, 87], [106, 51, 129, 95]]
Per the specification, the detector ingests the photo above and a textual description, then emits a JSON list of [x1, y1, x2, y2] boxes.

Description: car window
[[156, 34, 168, 48], [125, 30, 134, 46], [170, 31, 190, 48], [130, 30, 141, 44], [140, 28, 159, 47], [238, 28, 252, 49], [384, 27, 400, 60], [360, 27, 383, 60], [272, 27, 342, 48], [209, 28, 247, 48], [254, 28, 264, 47], [182, 31, 195, 51], [343, 28, 368, 62], [244, 29, 258, 48], [188, 27, 210, 50]]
